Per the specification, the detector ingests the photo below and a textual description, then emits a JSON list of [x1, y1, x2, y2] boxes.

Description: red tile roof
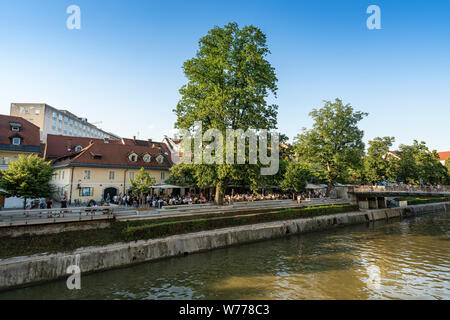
[[438, 151, 450, 162], [49, 135, 172, 169], [44, 134, 122, 160], [0, 114, 41, 147]]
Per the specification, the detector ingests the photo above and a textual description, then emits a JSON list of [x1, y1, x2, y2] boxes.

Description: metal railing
[[0, 206, 115, 227], [353, 185, 450, 193]]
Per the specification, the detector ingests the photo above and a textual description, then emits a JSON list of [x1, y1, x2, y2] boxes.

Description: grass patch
[[0, 204, 357, 259], [404, 197, 450, 205]]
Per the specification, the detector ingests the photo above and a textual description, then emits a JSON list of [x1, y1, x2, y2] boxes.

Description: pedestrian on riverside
[[61, 197, 67, 208]]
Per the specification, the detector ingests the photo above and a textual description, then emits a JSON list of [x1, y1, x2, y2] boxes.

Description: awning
[[151, 184, 184, 189], [306, 183, 326, 190]]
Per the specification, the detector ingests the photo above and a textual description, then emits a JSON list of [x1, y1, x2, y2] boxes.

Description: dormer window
[[74, 145, 83, 152], [129, 153, 138, 162], [143, 154, 151, 163], [9, 122, 22, 132], [156, 155, 164, 164], [12, 137, 21, 145]]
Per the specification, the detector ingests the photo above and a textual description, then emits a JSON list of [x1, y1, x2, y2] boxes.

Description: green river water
[[0, 210, 449, 300]]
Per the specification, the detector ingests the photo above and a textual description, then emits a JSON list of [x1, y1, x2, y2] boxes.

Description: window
[[12, 138, 21, 145], [58, 123, 62, 130], [24, 109, 29, 114], [109, 171, 115, 180], [129, 172, 135, 180], [74, 145, 82, 152], [1, 157, 9, 165], [74, 122, 78, 128], [156, 155, 164, 164], [69, 119, 73, 125], [35, 109, 40, 115], [28, 119, 33, 123], [52, 121, 56, 129], [64, 126, 67, 133], [84, 170, 91, 180], [64, 117, 68, 123], [161, 172, 165, 180], [69, 128, 72, 134], [11, 126, 20, 132], [143, 154, 151, 163], [52, 112, 57, 119], [80, 187, 93, 197], [59, 115, 63, 121], [129, 153, 138, 162], [62, 171, 65, 180]]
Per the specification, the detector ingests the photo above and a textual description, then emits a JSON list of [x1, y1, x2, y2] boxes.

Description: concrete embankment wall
[[0, 202, 448, 291], [0, 220, 112, 238]]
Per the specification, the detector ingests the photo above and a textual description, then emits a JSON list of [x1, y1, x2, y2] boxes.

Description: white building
[[10, 103, 120, 143]]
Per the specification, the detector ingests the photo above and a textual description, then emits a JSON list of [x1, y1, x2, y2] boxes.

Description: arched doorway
[[103, 187, 118, 202]]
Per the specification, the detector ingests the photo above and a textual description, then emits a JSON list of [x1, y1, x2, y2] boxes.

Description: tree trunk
[[23, 197, 27, 209], [292, 192, 295, 200], [215, 185, 224, 206], [326, 182, 333, 197]]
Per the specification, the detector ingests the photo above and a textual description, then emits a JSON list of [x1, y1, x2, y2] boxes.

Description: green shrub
[[407, 197, 450, 205]]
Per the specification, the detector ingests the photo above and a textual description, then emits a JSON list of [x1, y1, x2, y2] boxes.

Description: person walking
[[61, 197, 67, 208]]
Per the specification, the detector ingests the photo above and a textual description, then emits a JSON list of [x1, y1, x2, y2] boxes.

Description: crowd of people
[[112, 190, 329, 208], [21, 189, 329, 210]]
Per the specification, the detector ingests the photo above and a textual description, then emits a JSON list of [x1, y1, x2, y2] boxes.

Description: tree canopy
[[173, 22, 279, 204], [0, 154, 54, 208], [294, 98, 367, 194], [395, 140, 447, 184], [280, 161, 321, 198], [129, 168, 156, 205], [364, 136, 397, 183]]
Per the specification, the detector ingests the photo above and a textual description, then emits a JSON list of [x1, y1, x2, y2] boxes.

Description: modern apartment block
[[10, 103, 120, 143]]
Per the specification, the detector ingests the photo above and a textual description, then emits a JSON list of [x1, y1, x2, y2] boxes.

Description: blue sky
[[0, 0, 449, 151]]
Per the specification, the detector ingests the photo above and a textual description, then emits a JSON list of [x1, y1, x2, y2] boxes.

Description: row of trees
[[1, 23, 448, 207], [167, 22, 449, 202]]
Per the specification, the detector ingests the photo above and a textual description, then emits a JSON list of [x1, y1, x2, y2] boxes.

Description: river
[[0, 210, 449, 300]]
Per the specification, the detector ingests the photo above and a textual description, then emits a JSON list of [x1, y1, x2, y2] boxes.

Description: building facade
[[46, 135, 173, 204], [0, 115, 42, 208], [10, 103, 120, 143]]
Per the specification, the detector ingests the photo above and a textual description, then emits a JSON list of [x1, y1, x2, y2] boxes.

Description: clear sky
[[0, 0, 449, 151]]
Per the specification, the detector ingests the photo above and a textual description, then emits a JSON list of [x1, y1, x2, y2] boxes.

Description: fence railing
[[353, 185, 450, 193], [0, 206, 115, 227]]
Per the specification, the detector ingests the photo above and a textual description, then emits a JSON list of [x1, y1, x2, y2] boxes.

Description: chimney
[[148, 138, 152, 143], [66, 139, 72, 152], [133, 136, 136, 141]]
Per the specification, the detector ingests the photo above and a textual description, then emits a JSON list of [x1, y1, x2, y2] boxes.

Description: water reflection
[[0, 211, 449, 300]]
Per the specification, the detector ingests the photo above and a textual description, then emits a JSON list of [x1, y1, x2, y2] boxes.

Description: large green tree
[[395, 141, 447, 184], [294, 98, 368, 195], [0, 154, 54, 209], [174, 22, 279, 204], [364, 136, 397, 183], [280, 161, 320, 199], [129, 168, 156, 206]]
